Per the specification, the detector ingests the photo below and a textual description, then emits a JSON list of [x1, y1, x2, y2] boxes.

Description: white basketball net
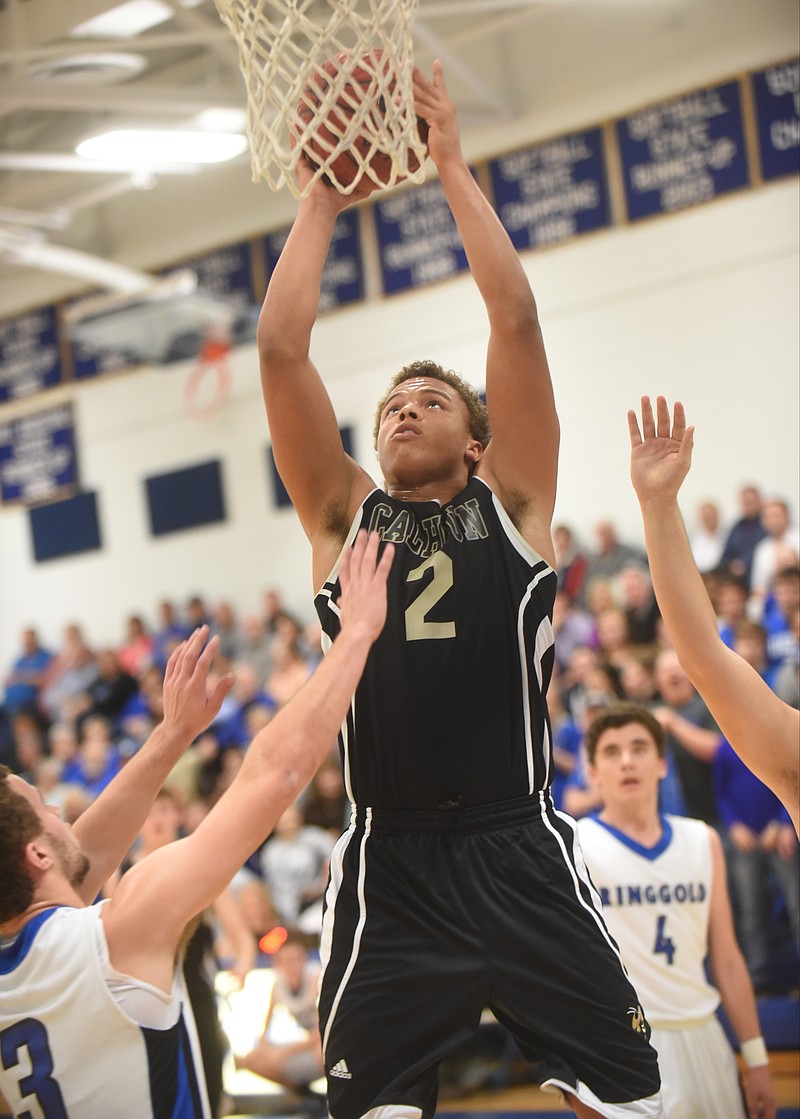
[[214, 0, 427, 197]]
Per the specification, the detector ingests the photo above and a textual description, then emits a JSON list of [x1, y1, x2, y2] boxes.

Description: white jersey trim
[[320, 807, 373, 1058], [542, 1076, 665, 1119]]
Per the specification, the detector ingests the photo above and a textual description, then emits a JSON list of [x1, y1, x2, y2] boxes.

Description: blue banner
[[0, 403, 77, 504], [489, 127, 611, 250], [264, 209, 364, 312], [752, 60, 800, 181], [616, 80, 749, 221], [0, 307, 62, 401], [374, 178, 469, 294]]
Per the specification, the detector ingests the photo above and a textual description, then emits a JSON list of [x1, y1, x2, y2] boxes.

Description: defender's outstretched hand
[[162, 626, 235, 741], [337, 530, 395, 645], [629, 395, 695, 504]]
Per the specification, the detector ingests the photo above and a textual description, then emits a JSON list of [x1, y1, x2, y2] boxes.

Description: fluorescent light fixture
[[76, 129, 248, 164], [194, 108, 249, 133], [71, 0, 174, 39]]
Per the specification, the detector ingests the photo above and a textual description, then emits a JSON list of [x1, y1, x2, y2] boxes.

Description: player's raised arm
[[414, 62, 559, 564], [258, 163, 375, 551], [102, 532, 394, 992], [629, 396, 799, 833], [71, 628, 234, 901]]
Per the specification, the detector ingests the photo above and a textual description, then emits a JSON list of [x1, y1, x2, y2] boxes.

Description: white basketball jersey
[[576, 814, 719, 1026], [0, 904, 210, 1119]]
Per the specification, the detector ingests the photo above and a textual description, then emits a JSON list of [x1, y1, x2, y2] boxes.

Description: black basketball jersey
[[314, 476, 557, 810]]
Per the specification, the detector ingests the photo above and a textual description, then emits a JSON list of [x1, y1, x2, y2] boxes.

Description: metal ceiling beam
[[0, 152, 198, 174], [0, 79, 243, 115], [0, 28, 233, 66], [160, 0, 241, 70], [0, 227, 154, 293], [0, 176, 159, 231], [420, 0, 543, 14]]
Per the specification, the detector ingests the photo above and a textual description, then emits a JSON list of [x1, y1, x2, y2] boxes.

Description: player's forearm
[[438, 158, 538, 327], [177, 624, 374, 916], [258, 195, 341, 363], [713, 951, 762, 1048], [73, 721, 193, 897], [638, 494, 721, 679]]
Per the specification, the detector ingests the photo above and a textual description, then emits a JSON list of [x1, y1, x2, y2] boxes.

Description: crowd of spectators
[[2, 483, 798, 1089]]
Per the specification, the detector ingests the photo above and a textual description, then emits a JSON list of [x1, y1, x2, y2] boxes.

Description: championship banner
[[0, 306, 62, 402], [751, 59, 800, 181], [489, 126, 612, 251], [0, 402, 78, 504], [373, 177, 470, 295], [264, 209, 364, 312], [616, 80, 749, 221]]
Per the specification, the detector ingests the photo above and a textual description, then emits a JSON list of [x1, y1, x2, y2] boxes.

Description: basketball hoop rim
[[184, 341, 232, 422]]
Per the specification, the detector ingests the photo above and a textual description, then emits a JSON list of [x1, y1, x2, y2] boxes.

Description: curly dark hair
[[584, 703, 666, 766], [372, 359, 491, 450], [0, 765, 41, 923]]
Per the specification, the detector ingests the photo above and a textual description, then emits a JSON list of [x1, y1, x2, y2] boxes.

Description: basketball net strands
[[213, 0, 429, 197]]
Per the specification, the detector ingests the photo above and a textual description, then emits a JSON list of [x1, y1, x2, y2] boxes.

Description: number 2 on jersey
[[405, 551, 456, 641], [653, 914, 676, 965], [1, 1018, 68, 1118]]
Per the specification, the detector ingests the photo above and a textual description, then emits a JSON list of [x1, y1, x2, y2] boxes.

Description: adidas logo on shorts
[[329, 1058, 352, 1080]]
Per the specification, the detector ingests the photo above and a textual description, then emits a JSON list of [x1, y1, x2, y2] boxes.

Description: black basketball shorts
[[318, 793, 663, 1119]]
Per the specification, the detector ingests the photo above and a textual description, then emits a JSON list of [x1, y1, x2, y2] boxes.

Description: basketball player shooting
[[259, 62, 664, 1119]]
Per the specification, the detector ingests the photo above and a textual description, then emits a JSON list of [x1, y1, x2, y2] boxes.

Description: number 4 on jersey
[[653, 914, 676, 965]]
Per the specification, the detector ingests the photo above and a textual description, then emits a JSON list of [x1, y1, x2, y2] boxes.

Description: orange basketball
[[297, 50, 429, 190]]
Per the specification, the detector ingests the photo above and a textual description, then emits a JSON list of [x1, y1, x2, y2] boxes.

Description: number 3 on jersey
[[653, 914, 676, 965], [1, 1018, 68, 1118], [405, 551, 456, 641]]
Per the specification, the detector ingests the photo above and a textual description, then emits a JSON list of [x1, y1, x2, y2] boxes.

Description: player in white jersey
[[0, 531, 392, 1119], [576, 703, 777, 1119]]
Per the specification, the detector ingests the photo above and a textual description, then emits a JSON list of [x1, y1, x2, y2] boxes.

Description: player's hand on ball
[[413, 60, 462, 168]]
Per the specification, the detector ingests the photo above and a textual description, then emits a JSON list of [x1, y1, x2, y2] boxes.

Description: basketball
[[297, 50, 429, 191]]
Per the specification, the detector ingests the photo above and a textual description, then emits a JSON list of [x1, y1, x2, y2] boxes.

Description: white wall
[[0, 171, 797, 675]]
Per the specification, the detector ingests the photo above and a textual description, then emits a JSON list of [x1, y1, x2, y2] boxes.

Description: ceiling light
[[26, 53, 148, 85], [71, 0, 174, 39], [194, 108, 249, 133], [75, 129, 248, 164]]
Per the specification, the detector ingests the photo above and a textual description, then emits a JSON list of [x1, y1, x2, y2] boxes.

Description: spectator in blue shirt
[[3, 627, 53, 714]]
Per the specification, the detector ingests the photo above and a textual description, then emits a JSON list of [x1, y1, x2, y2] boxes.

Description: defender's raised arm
[[102, 532, 394, 990], [629, 395, 799, 834]]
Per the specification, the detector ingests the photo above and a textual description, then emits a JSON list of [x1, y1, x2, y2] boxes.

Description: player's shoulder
[[575, 813, 605, 842], [663, 814, 716, 862], [663, 813, 710, 842]]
